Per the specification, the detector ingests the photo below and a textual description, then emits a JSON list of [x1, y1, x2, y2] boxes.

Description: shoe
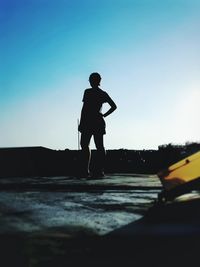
[[75, 171, 91, 178], [90, 171, 105, 179]]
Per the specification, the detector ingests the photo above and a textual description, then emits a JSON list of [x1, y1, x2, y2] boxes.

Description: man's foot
[[90, 171, 105, 179], [75, 170, 91, 178]]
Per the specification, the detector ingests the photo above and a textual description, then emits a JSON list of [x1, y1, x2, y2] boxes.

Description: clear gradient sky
[[1, 0, 200, 150]]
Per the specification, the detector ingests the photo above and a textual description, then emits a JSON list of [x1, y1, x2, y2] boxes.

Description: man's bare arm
[[102, 98, 117, 118]]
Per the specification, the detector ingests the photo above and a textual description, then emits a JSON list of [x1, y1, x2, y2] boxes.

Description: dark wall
[[0, 143, 199, 178]]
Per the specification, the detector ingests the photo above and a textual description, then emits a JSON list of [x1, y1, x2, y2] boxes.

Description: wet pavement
[[0, 174, 161, 236], [1, 175, 200, 267]]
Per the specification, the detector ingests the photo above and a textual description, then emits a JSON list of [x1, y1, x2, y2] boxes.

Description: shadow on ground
[[2, 198, 200, 267]]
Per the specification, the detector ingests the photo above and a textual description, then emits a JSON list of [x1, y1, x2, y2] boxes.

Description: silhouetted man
[[78, 72, 117, 177]]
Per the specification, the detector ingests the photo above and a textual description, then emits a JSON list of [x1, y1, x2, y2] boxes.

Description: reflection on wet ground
[[2, 175, 200, 267], [0, 174, 161, 235]]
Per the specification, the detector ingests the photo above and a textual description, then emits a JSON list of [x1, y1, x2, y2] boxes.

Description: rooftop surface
[[1, 174, 200, 267]]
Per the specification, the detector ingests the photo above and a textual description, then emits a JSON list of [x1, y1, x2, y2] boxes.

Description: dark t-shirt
[[79, 88, 111, 134], [82, 88, 110, 113]]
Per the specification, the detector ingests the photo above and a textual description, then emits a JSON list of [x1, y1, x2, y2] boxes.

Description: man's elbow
[[113, 104, 117, 111]]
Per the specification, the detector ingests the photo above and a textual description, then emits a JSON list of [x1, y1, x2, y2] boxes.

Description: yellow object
[[158, 151, 200, 191]]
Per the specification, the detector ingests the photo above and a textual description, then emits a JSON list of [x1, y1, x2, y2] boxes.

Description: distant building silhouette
[[0, 142, 199, 178]]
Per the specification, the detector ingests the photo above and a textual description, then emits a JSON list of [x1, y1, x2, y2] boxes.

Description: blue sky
[[1, 0, 200, 150]]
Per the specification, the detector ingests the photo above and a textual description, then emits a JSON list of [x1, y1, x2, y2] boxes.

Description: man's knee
[[80, 134, 91, 150], [80, 141, 89, 150], [94, 134, 104, 150]]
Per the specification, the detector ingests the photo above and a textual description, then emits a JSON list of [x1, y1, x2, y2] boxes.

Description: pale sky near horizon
[[1, 0, 200, 150]]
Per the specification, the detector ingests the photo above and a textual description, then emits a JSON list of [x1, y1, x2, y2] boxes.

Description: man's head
[[89, 72, 101, 87]]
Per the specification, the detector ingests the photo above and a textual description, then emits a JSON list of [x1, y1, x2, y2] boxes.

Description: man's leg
[[80, 132, 92, 176], [93, 134, 106, 176]]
